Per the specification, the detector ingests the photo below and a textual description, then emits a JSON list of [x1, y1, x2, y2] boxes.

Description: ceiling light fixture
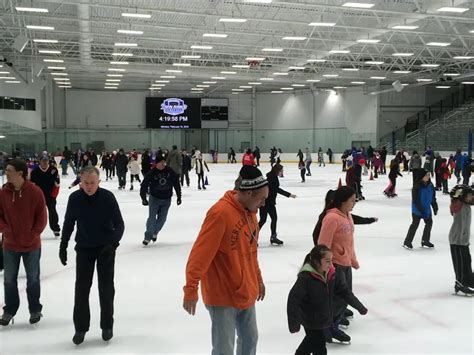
[[114, 43, 137, 47], [203, 81, 217, 84], [281, 87, 294, 90], [461, 82, 474, 84], [181, 55, 201, 59], [262, 48, 283, 52], [393, 52, 414, 56], [357, 39, 380, 43], [420, 64, 440, 68], [391, 25, 419, 30], [342, 2, 375, 9], [417, 78, 432, 82], [342, 68, 359, 71], [245, 57, 265, 61], [232, 64, 250, 68], [211, 76, 226, 80], [191, 45, 213, 50], [309, 22, 336, 27], [322, 74, 338, 77], [365, 60, 384, 64], [453, 56, 474, 60], [443, 73, 460, 76], [248, 82, 262, 85], [221, 71, 237, 74], [306, 79, 321, 82], [351, 81, 366, 84], [166, 69, 182, 73], [161, 75, 176, 78], [33, 39, 58, 43], [259, 78, 274, 81], [122, 13, 151, 18], [47, 66, 66, 70], [26, 25, 54, 30], [436, 7, 469, 13], [172, 63, 191, 67], [393, 70, 411, 74], [436, 86, 451, 89], [43, 59, 64, 63], [271, 91, 283, 93], [329, 49, 350, 54], [426, 42, 451, 47], [282, 36, 307, 41], [110, 61, 129, 65], [108, 68, 126, 72], [307, 59, 326, 63], [38, 50, 61, 54], [112, 53, 133, 56], [292, 84, 306, 87], [16, 7, 48, 12], [273, 72, 289, 76], [117, 29, 143, 35], [155, 80, 170, 83], [51, 72, 68, 76], [107, 74, 123, 77], [370, 76, 386, 79], [289, 66, 305, 70], [240, 85, 252, 88], [203, 33, 228, 38], [219, 18, 247, 23]]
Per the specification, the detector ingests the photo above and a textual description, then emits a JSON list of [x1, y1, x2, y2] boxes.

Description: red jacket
[[242, 153, 255, 166], [0, 181, 47, 252]]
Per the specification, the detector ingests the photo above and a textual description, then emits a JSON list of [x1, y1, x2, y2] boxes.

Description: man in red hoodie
[[0, 159, 47, 326]]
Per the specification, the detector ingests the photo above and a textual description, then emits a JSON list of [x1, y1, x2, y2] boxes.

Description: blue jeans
[[206, 305, 258, 355], [144, 196, 171, 241], [3, 248, 42, 316]]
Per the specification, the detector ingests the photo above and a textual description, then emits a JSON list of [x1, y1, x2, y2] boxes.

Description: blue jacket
[[455, 153, 465, 170], [411, 181, 438, 218]]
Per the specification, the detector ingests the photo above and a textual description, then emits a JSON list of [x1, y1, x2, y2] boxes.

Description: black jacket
[[140, 166, 181, 201], [265, 173, 291, 205], [61, 188, 124, 248], [182, 154, 192, 172], [141, 153, 151, 172], [287, 266, 366, 332], [30, 166, 60, 199], [115, 153, 129, 173]]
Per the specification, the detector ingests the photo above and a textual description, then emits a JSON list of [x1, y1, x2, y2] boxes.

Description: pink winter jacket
[[318, 208, 359, 269]]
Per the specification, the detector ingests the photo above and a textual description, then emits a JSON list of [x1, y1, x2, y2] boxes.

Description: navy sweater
[[61, 188, 124, 248]]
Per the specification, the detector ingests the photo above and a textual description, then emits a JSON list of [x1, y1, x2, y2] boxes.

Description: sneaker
[[421, 241, 434, 248], [142, 239, 149, 246], [102, 329, 113, 341], [29, 312, 42, 325], [403, 242, 413, 250], [0, 313, 14, 326], [72, 331, 86, 345]]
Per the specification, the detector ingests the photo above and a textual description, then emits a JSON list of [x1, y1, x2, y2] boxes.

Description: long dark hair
[[312, 186, 355, 245], [268, 163, 283, 177], [302, 245, 331, 269]]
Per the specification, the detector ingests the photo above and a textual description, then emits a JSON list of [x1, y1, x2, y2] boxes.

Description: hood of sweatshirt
[[299, 263, 336, 283], [3, 180, 35, 202]]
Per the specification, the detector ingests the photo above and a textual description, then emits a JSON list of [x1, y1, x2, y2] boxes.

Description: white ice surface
[[0, 163, 473, 355]]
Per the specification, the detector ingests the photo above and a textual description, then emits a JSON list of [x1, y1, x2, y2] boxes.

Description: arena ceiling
[[1, 0, 474, 94]]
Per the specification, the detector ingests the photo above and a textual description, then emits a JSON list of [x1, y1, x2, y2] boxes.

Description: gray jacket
[[409, 154, 422, 170], [166, 149, 183, 175], [448, 203, 471, 246]]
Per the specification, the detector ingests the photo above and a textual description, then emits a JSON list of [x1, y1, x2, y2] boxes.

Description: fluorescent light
[[420, 64, 439, 68], [232, 89, 244, 92], [401, 83, 409, 86], [245, 57, 265, 61], [0, 76, 16, 79], [417, 78, 432, 82], [437, 7, 469, 13], [271, 91, 283, 93], [393, 70, 411, 74], [105, 79, 121, 82], [453, 56, 474, 60], [108, 68, 126, 72], [221, 71, 237, 74], [48, 66, 66, 70], [426, 42, 451, 47], [307, 59, 326, 63], [391, 25, 419, 30], [110, 61, 129, 65], [181, 55, 201, 59], [329, 49, 350, 54], [104, 83, 119, 86], [122, 13, 151, 18], [273, 72, 289, 76], [117, 29, 143, 35], [219, 18, 247, 23], [370, 76, 386, 79], [281, 87, 294, 90], [203, 33, 228, 38], [38, 50, 61, 54], [51, 72, 68, 76], [309, 22, 336, 27], [197, 85, 210, 88], [470, 30, 474, 33], [114, 43, 138, 47], [248, 82, 262, 85], [351, 81, 366, 84], [282, 36, 307, 41], [58, 85, 72, 88], [191, 45, 213, 50], [289, 66, 305, 70], [155, 80, 170, 83], [107, 74, 123, 77], [306, 79, 321, 82], [191, 88, 204, 91], [240, 85, 252, 88], [443, 73, 460, 77], [43, 59, 64, 63], [211, 76, 226, 80], [393, 52, 414, 57], [342, 68, 359, 71], [322, 74, 338, 77], [53, 77, 69, 81], [292, 84, 306, 87], [104, 87, 118, 89], [166, 69, 182, 73], [152, 84, 166, 87], [26, 25, 54, 30], [436, 86, 451, 89], [357, 39, 380, 43], [5, 81, 21, 84], [334, 86, 347, 89], [244, 0, 272, 3], [365, 60, 384, 64], [0, 71, 10, 74], [203, 81, 217, 84], [173, 63, 191, 67], [16, 7, 48, 12], [259, 78, 274, 81], [112, 53, 133, 56], [342, 2, 375, 9], [149, 87, 161, 90], [34, 39, 58, 43], [232, 64, 250, 68], [461, 82, 474, 84], [262, 48, 283, 52]]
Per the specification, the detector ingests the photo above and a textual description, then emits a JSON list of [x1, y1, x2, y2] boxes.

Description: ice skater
[[287, 245, 368, 354], [195, 153, 209, 190], [384, 159, 403, 198], [128, 155, 141, 190]]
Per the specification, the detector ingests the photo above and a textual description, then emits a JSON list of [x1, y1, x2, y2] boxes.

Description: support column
[[251, 88, 256, 148]]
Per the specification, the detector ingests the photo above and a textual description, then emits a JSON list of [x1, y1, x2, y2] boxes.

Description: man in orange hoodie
[[183, 166, 268, 355], [0, 159, 47, 326]]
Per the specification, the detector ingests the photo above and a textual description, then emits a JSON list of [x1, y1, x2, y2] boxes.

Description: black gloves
[[358, 306, 368, 315], [177, 196, 182, 205], [59, 241, 68, 266], [142, 199, 149, 206]]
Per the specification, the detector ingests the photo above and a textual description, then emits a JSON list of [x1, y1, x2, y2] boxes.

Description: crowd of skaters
[[0, 142, 472, 354]]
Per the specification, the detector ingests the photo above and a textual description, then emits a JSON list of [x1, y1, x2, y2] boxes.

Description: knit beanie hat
[[235, 166, 268, 191]]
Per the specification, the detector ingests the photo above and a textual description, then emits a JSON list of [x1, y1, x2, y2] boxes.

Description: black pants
[[46, 197, 60, 232], [442, 179, 448, 194], [300, 168, 306, 182], [130, 174, 141, 184], [450, 245, 472, 287], [256, 157, 260, 167], [381, 159, 387, 174], [197, 173, 205, 188], [74, 245, 116, 332], [117, 172, 126, 188], [105, 168, 113, 180], [387, 177, 396, 194], [0, 240, 3, 271], [295, 327, 327, 355], [404, 214, 433, 244], [435, 173, 442, 189], [259, 203, 277, 236], [333, 264, 352, 323], [181, 171, 190, 186]]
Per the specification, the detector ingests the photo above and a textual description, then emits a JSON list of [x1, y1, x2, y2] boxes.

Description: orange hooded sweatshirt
[[318, 208, 359, 269], [183, 190, 263, 309]]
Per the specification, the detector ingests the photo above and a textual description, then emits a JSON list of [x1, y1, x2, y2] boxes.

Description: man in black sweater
[[30, 156, 61, 237], [181, 150, 192, 187], [59, 166, 124, 345], [140, 155, 181, 245], [115, 148, 129, 190]]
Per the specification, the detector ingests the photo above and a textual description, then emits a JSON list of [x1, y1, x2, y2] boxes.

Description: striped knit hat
[[235, 166, 268, 191]]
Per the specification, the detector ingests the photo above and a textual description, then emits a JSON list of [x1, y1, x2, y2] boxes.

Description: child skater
[[298, 159, 306, 183], [287, 245, 368, 354], [449, 185, 474, 296], [195, 153, 209, 190], [384, 158, 403, 198]]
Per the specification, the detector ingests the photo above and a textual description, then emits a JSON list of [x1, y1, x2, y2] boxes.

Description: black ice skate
[[102, 329, 113, 341], [0, 313, 14, 326], [151, 233, 158, 243], [142, 239, 150, 246], [270, 234, 284, 246], [421, 241, 434, 248], [454, 281, 474, 297], [29, 312, 42, 325], [72, 331, 86, 345], [54, 231, 60, 238], [344, 309, 354, 319], [130, 185, 134, 190], [339, 317, 350, 329], [330, 326, 351, 344], [403, 242, 413, 250]]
